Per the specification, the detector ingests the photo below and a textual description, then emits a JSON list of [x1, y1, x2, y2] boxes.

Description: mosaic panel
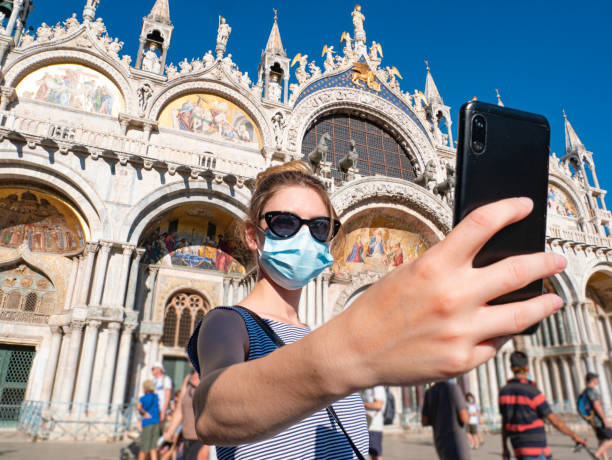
[[16, 63, 124, 116], [158, 93, 261, 149], [547, 184, 578, 218], [0, 188, 87, 254]]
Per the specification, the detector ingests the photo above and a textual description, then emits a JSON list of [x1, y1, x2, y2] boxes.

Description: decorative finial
[[471, 96, 478, 101], [425, 59, 430, 72], [273, 8, 277, 22], [562, 109, 567, 119], [495, 88, 504, 106]]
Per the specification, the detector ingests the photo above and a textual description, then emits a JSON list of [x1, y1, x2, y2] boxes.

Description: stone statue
[[90, 17, 106, 37], [339, 139, 359, 173], [308, 61, 321, 79], [271, 112, 286, 149], [268, 74, 282, 102], [351, 4, 366, 43], [291, 53, 310, 84], [216, 16, 231, 59], [203, 50, 215, 68], [20, 30, 34, 47], [289, 83, 300, 103], [433, 162, 456, 204], [414, 159, 436, 191], [137, 82, 153, 116], [53, 22, 67, 39], [165, 63, 178, 79], [120, 54, 132, 68], [340, 31, 353, 59], [191, 58, 204, 72], [179, 58, 192, 74], [308, 133, 331, 171], [107, 38, 123, 58], [385, 66, 402, 90], [369, 41, 382, 62], [36, 23, 53, 42], [142, 44, 162, 73], [64, 13, 80, 33], [322, 45, 335, 73]]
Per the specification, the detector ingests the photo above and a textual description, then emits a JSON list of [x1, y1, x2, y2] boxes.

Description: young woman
[[189, 161, 566, 459]]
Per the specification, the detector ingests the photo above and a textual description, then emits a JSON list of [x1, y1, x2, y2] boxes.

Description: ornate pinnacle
[[424, 59, 430, 72], [273, 8, 278, 22]]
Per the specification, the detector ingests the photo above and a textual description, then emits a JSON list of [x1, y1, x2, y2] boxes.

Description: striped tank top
[[216, 306, 369, 460]]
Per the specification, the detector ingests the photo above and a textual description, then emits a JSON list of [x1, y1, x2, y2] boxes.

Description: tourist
[[188, 160, 568, 459], [422, 380, 471, 460], [152, 362, 173, 424], [363, 386, 387, 460], [137, 379, 160, 460], [580, 372, 612, 459], [465, 393, 482, 449], [163, 369, 210, 460], [499, 351, 586, 460]]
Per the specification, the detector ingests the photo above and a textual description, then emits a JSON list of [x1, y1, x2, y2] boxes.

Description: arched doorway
[[162, 291, 209, 390]]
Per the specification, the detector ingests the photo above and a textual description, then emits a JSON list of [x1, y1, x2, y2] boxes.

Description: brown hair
[[245, 160, 339, 241]]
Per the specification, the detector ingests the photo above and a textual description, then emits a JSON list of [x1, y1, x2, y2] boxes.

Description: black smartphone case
[[453, 101, 550, 334]]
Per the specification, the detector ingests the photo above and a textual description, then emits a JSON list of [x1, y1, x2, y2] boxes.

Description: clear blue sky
[[28, 1, 611, 196]]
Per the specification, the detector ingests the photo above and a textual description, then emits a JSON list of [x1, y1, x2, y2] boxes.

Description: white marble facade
[[0, 1, 610, 435]]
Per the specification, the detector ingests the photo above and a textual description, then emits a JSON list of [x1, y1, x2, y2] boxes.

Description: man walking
[[422, 380, 471, 460], [580, 372, 612, 459], [152, 362, 173, 424], [363, 386, 386, 460], [499, 351, 586, 460]]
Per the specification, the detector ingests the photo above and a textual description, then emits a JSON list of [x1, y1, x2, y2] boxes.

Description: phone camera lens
[[471, 115, 487, 155], [472, 140, 484, 153], [474, 117, 485, 129]]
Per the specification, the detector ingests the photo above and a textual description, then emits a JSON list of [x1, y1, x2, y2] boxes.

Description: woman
[[189, 161, 566, 459], [465, 392, 483, 449]]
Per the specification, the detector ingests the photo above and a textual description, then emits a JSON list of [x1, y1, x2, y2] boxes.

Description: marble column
[[550, 360, 564, 405], [495, 354, 507, 388], [125, 249, 145, 311], [486, 358, 499, 408], [78, 243, 99, 306], [222, 278, 230, 305], [90, 242, 113, 307], [559, 357, 575, 408], [596, 359, 612, 410], [40, 326, 63, 402], [574, 304, 587, 343], [58, 321, 85, 403], [63, 258, 79, 310], [603, 316, 612, 351], [51, 326, 71, 402], [563, 305, 577, 344], [549, 316, 560, 346], [556, 312, 568, 345], [541, 318, 551, 346], [73, 320, 102, 405], [540, 359, 553, 402], [135, 37, 146, 69], [112, 324, 136, 406], [477, 364, 490, 410], [306, 280, 315, 327], [4, 0, 23, 35], [571, 355, 585, 395], [315, 275, 323, 328], [89, 328, 109, 404], [99, 322, 121, 405], [142, 266, 160, 321], [532, 358, 543, 387], [116, 245, 135, 307], [468, 368, 480, 403], [582, 304, 596, 343]]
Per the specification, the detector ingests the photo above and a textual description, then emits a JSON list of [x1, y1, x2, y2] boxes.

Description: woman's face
[[246, 185, 329, 251]]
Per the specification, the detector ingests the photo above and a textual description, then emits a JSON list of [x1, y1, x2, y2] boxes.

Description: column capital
[[122, 244, 135, 256], [148, 265, 161, 275], [134, 248, 146, 258], [85, 242, 99, 254], [99, 241, 114, 253], [107, 322, 122, 331], [70, 320, 86, 332], [86, 319, 102, 329]]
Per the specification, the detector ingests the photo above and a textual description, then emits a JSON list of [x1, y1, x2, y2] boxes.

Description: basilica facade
[[0, 0, 610, 437]]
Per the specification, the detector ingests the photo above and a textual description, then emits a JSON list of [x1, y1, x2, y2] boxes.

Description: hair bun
[[255, 160, 313, 189]]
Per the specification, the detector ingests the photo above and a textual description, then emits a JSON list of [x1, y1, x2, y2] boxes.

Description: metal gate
[[0, 344, 35, 428]]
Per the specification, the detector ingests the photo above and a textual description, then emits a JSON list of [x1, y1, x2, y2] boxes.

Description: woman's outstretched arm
[[194, 198, 565, 445]]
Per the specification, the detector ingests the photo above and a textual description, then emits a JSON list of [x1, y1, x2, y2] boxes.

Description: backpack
[[383, 387, 395, 425], [577, 390, 595, 425]]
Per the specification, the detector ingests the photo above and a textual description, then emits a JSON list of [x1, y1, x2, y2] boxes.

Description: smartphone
[[453, 101, 550, 334]]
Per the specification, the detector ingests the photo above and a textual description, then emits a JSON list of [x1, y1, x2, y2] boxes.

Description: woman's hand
[[321, 197, 565, 391]]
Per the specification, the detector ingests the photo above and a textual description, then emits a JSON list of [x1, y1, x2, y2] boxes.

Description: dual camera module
[[471, 115, 486, 154]]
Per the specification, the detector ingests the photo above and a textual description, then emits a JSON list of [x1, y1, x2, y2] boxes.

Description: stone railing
[[0, 110, 264, 182], [589, 208, 612, 222], [547, 224, 612, 248]]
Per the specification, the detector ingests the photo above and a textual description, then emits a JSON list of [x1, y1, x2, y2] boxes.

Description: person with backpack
[[579, 372, 612, 459], [499, 351, 586, 460], [363, 386, 387, 460]]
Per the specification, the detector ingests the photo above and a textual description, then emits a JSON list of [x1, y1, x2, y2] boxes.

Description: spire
[[265, 9, 285, 57], [495, 88, 504, 107], [424, 60, 443, 105], [563, 110, 586, 156], [148, 0, 171, 25]]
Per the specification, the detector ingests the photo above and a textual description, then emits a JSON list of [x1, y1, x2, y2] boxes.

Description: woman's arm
[[164, 375, 189, 441], [194, 198, 565, 445]]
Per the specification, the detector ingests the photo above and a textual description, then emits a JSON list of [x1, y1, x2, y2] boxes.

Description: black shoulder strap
[[238, 306, 365, 460]]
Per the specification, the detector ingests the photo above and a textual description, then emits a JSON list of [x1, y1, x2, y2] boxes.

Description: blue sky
[[28, 1, 611, 196]]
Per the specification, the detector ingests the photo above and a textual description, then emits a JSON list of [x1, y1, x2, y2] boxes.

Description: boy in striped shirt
[[499, 351, 586, 460]]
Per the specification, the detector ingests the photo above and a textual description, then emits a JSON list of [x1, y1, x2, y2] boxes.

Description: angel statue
[[369, 41, 383, 62], [340, 31, 353, 59], [321, 45, 336, 73], [308, 61, 321, 79], [216, 16, 231, 59], [385, 66, 403, 90], [291, 53, 310, 84]]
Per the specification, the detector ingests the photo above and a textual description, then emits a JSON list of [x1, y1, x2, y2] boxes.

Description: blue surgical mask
[[259, 226, 334, 290]]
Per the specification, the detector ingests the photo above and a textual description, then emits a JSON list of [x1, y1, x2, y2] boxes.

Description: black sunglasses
[[261, 211, 341, 243]]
